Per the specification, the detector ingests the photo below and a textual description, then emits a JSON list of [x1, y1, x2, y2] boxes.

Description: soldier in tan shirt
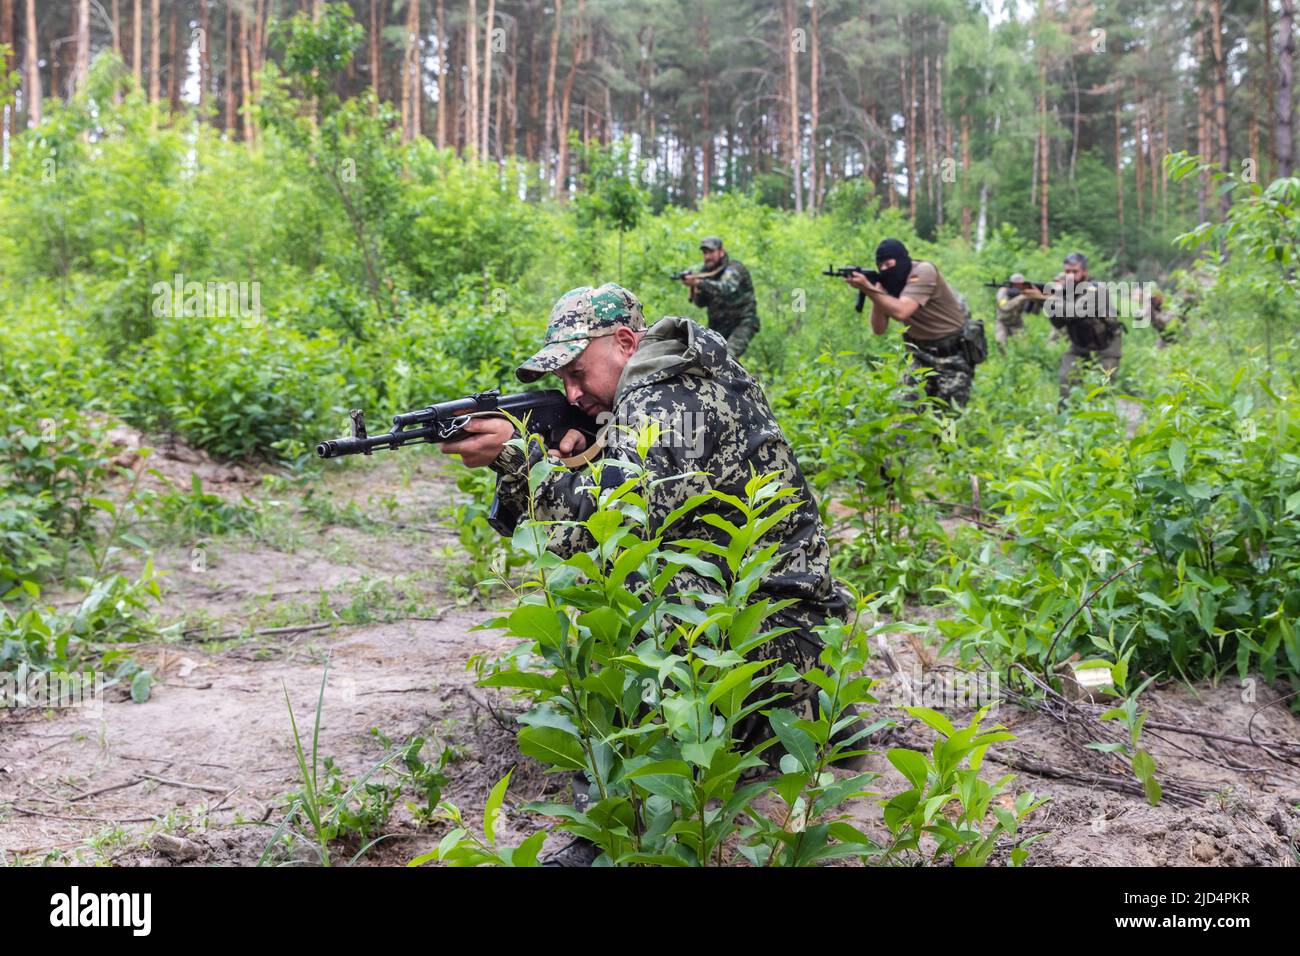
[[844, 237, 976, 409]]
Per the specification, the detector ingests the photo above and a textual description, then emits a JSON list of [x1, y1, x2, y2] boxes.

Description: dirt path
[[1, 448, 1296, 866]]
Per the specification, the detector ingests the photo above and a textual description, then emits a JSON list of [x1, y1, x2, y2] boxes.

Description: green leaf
[[766, 708, 817, 772], [903, 705, 957, 738], [130, 670, 152, 703], [1168, 439, 1186, 478], [887, 748, 930, 789], [517, 726, 588, 771], [483, 770, 513, 846], [506, 604, 567, 648]]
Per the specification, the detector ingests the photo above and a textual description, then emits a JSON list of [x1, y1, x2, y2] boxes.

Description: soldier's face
[[701, 247, 724, 268], [1064, 262, 1087, 282], [877, 257, 897, 270], [557, 328, 642, 416]]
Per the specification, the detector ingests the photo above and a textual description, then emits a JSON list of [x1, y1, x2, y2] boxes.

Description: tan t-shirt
[[899, 260, 966, 341]]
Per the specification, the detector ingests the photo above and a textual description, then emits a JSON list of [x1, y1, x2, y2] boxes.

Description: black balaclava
[[874, 238, 912, 297]]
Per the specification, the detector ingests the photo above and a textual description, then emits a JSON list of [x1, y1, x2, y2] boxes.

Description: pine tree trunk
[[1135, 82, 1145, 225], [150, 0, 161, 103], [23, 0, 38, 125], [73, 0, 90, 92], [555, 0, 586, 200], [923, 53, 933, 207], [133, 0, 142, 86], [225, 0, 235, 134], [507, 21, 517, 156], [807, 0, 818, 211], [904, 41, 915, 218], [784, 0, 801, 213], [1114, 91, 1124, 259], [1278, 0, 1295, 177], [941, 53, 951, 227], [1265, 0, 1275, 181], [412, 0, 422, 137], [167, 1, 178, 111], [199, 0, 210, 114], [543, 0, 562, 180], [1209, 0, 1230, 213], [239, 4, 252, 144], [700, 17, 711, 197], [1038, 52, 1048, 246], [371, 0, 382, 113], [960, 112, 971, 239], [481, 0, 495, 159], [466, 0, 479, 159]]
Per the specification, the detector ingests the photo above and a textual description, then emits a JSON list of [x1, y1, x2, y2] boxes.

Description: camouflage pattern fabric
[[1148, 297, 1177, 348], [994, 286, 1030, 344], [490, 315, 846, 763], [690, 256, 760, 350], [903, 335, 974, 410], [1049, 278, 1124, 399], [1047, 278, 1124, 354], [516, 283, 647, 383], [723, 317, 760, 358]]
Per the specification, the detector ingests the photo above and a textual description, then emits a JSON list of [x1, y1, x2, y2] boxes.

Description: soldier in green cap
[[1048, 252, 1124, 402], [441, 283, 861, 864], [679, 237, 761, 358]]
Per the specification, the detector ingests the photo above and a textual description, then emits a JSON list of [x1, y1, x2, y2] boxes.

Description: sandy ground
[[1, 443, 1297, 867]]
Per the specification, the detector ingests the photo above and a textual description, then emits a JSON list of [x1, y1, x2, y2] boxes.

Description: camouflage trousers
[[732, 604, 834, 766], [720, 317, 760, 359], [1058, 336, 1122, 399], [995, 313, 1025, 345], [903, 335, 975, 411]]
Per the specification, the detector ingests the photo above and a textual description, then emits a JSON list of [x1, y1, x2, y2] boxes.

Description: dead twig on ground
[[140, 773, 227, 795]]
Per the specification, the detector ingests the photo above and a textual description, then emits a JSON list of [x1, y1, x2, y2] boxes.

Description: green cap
[[516, 283, 647, 383], [699, 236, 723, 251]]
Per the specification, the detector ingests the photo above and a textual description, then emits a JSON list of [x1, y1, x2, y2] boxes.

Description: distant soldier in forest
[[440, 283, 862, 865], [994, 272, 1047, 347], [1144, 288, 1177, 348], [1048, 252, 1125, 401], [845, 238, 980, 410], [678, 236, 761, 358]]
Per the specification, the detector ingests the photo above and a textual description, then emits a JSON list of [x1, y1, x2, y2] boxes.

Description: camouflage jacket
[[1048, 278, 1124, 352], [690, 256, 759, 340], [487, 315, 844, 628], [995, 286, 1031, 324]]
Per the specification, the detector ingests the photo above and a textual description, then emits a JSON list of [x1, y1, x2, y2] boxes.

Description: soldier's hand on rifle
[[845, 271, 884, 295], [1021, 287, 1047, 301], [683, 273, 700, 289], [550, 428, 589, 459], [440, 416, 514, 468]]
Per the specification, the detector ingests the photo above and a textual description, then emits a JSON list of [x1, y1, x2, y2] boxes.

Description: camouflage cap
[[516, 283, 647, 383], [1009, 272, 1027, 284], [699, 236, 723, 251]]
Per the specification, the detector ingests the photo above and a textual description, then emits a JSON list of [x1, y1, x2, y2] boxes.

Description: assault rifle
[[670, 264, 725, 303], [315, 389, 599, 462], [983, 277, 1051, 293], [822, 265, 883, 313]]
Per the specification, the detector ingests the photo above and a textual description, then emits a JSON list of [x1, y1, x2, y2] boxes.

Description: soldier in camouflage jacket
[[680, 236, 761, 358], [441, 283, 852, 762]]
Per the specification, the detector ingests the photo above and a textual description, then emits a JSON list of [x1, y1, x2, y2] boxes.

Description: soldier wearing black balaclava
[[843, 238, 978, 410]]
